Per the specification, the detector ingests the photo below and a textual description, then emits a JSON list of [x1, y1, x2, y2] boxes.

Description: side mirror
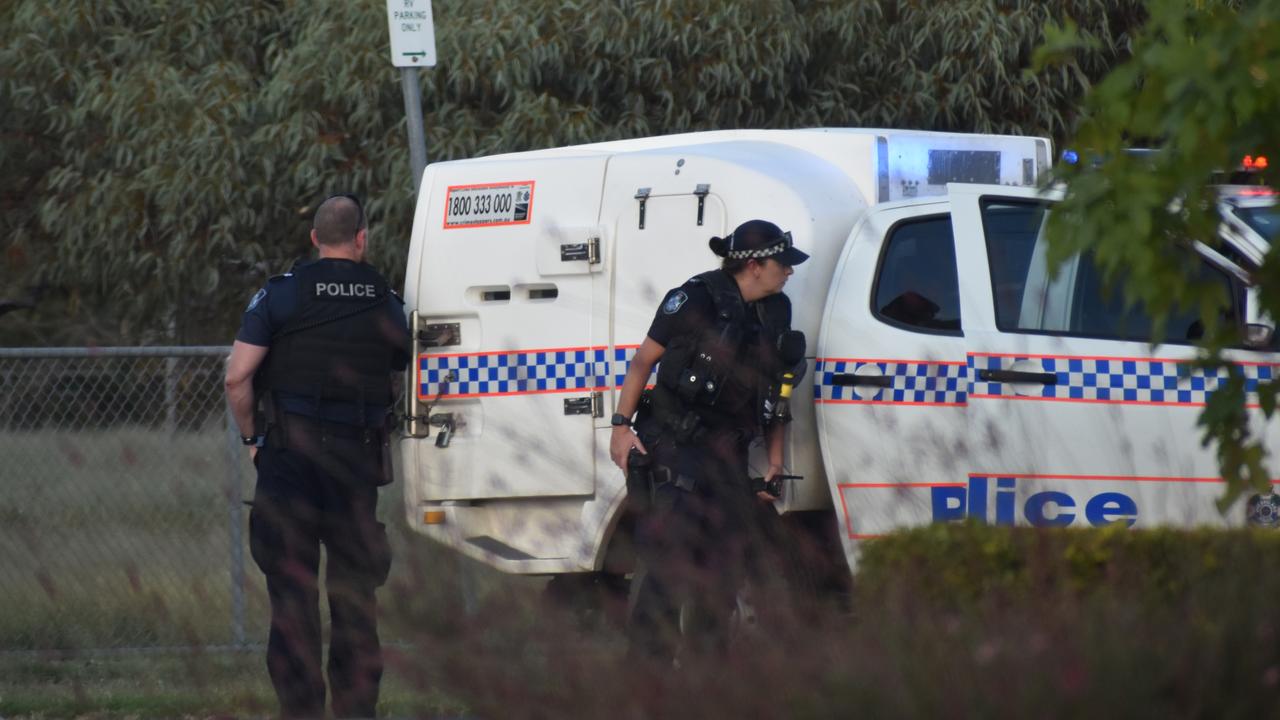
[[1245, 322, 1275, 349]]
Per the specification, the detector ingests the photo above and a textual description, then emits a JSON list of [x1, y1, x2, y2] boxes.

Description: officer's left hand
[[757, 463, 783, 503]]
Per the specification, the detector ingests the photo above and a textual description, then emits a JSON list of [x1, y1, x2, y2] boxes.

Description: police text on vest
[[316, 283, 377, 298]]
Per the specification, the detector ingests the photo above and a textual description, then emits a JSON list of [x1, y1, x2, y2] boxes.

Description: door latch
[[559, 236, 601, 264], [421, 323, 461, 348], [563, 391, 603, 417]]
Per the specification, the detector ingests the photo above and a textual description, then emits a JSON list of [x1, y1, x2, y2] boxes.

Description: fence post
[[224, 398, 248, 648], [166, 355, 179, 436]]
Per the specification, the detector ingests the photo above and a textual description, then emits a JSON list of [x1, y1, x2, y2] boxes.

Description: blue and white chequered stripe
[[968, 355, 1277, 404], [420, 348, 599, 397], [814, 359, 968, 405], [419, 346, 650, 398], [422, 349, 1280, 405]]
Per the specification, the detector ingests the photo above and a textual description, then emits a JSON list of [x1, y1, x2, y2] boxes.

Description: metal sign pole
[[387, 0, 437, 199], [400, 67, 429, 198]]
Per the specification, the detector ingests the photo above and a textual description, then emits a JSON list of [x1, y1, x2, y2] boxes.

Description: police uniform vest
[[648, 269, 791, 442], [259, 259, 399, 418]]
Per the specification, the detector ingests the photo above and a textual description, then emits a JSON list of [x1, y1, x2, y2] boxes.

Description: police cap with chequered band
[[716, 219, 810, 266]]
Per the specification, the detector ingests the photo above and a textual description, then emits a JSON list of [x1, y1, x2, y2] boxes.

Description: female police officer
[[608, 218, 808, 662]]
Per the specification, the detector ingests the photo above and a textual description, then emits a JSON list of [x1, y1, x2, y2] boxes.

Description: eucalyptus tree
[[2, 0, 1141, 345]]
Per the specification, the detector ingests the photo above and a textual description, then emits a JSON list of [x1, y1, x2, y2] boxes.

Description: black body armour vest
[[259, 259, 399, 415], [648, 269, 792, 443]]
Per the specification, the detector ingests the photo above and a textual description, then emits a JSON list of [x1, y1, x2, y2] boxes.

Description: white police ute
[[397, 128, 1280, 581]]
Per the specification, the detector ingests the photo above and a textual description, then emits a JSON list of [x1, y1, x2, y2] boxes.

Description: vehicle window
[[982, 199, 1239, 344], [872, 216, 962, 334], [983, 202, 1046, 329], [1232, 205, 1280, 240]]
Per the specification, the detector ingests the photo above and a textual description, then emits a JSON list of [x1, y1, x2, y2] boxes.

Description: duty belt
[[269, 411, 385, 448]]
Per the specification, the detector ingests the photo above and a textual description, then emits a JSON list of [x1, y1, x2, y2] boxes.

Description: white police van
[[398, 129, 1280, 581]]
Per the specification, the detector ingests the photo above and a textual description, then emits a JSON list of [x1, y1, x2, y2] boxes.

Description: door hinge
[[559, 235, 601, 264], [563, 391, 603, 417], [634, 187, 651, 230], [694, 183, 710, 226]]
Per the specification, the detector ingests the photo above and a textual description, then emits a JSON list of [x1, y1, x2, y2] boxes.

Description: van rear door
[[410, 156, 608, 500], [596, 153, 729, 412]]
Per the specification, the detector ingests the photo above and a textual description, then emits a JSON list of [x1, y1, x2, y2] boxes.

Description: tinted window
[[983, 199, 1238, 344], [983, 203, 1045, 329], [1232, 205, 1280, 240], [1073, 253, 1238, 342], [873, 216, 961, 333]]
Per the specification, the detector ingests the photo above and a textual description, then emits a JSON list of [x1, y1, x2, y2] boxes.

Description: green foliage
[[857, 520, 1280, 608], [836, 523, 1280, 718], [1, 0, 1143, 345], [1041, 0, 1279, 506]]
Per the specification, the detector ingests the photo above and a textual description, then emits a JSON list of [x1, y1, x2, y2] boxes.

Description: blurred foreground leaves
[[1042, 0, 1280, 506]]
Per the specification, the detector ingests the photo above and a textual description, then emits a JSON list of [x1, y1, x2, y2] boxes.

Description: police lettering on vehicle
[[315, 282, 379, 299], [932, 477, 1138, 528]]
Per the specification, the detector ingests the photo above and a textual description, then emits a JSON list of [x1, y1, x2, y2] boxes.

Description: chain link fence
[[0, 346, 509, 657], [0, 347, 262, 652]]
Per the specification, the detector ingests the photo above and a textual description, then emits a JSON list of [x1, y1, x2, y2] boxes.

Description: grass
[[0, 427, 536, 717], [0, 650, 468, 718], [6, 428, 1280, 718], [0, 428, 523, 650], [0, 428, 269, 650]]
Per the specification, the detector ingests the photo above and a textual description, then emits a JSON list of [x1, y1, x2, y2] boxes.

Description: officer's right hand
[[610, 426, 646, 471]]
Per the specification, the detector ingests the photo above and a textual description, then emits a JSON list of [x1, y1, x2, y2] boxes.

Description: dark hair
[[314, 193, 366, 246], [710, 229, 771, 276]]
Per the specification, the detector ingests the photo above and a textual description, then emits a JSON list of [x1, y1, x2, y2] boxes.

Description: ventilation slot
[[467, 285, 512, 304]]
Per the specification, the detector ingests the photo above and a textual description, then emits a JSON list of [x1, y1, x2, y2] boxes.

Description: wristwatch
[[241, 434, 265, 448], [610, 413, 632, 427]]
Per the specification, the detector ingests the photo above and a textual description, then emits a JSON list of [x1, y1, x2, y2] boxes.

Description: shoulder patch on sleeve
[[245, 288, 267, 312], [662, 290, 689, 315]]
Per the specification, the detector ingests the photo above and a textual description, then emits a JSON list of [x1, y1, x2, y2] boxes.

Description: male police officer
[[609, 219, 809, 662], [224, 193, 410, 718]]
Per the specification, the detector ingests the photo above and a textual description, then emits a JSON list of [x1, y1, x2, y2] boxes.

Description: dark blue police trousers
[[248, 419, 391, 719], [627, 430, 756, 662]]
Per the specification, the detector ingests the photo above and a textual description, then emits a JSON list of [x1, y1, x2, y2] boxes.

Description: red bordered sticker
[[442, 181, 535, 229]]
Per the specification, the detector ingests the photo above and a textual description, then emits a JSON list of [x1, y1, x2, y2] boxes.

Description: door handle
[[832, 373, 892, 388], [977, 369, 1057, 385]]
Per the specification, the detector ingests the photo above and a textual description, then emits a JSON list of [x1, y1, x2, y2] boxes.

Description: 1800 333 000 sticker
[[442, 181, 535, 229]]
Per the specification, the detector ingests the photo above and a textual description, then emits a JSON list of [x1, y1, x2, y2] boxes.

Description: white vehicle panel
[[411, 155, 608, 502], [951, 184, 1277, 533], [816, 199, 972, 565]]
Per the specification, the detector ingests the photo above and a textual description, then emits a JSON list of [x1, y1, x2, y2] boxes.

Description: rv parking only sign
[[387, 0, 437, 67]]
